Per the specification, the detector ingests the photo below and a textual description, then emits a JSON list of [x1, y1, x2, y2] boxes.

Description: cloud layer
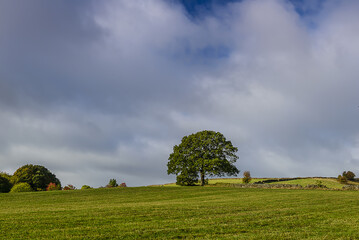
[[1, 0, 359, 187]]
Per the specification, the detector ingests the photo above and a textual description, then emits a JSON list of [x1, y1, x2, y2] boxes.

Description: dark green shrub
[[343, 171, 355, 181], [107, 179, 118, 188], [11, 164, 61, 191], [81, 185, 92, 190], [242, 171, 252, 184], [0, 175, 12, 193], [10, 183, 33, 193]]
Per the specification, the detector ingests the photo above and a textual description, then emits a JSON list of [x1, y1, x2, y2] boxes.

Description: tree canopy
[[11, 164, 61, 191], [167, 130, 239, 186]]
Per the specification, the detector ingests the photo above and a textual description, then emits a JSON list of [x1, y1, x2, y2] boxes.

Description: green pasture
[[267, 178, 359, 189], [1, 187, 359, 239], [162, 177, 357, 189], [208, 178, 267, 184], [161, 178, 266, 186]]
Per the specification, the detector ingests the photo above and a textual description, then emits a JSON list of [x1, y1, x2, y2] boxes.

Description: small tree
[[338, 174, 348, 184], [107, 179, 118, 188], [81, 185, 92, 190], [242, 171, 252, 184], [343, 171, 355, 181]]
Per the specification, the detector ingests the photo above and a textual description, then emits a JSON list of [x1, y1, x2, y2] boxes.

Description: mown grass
[[162, 178, 266, 186], [1, 187, 359, 239], [171, 177, 356, 189], [208, 178, 267, 184], [266, 178, 356, 189]]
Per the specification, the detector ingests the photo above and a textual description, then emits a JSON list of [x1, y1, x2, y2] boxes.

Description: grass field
[[266, 178, 359, 189], [1, 187, 359, 239], [162, 177, 357, 189], [161, 178, 267, 186]]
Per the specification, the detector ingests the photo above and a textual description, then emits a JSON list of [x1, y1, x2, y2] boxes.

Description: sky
[[1, 0, 359, 187]]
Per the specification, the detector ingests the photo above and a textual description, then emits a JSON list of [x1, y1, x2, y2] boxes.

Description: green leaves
[[167, 130, 239, 186]]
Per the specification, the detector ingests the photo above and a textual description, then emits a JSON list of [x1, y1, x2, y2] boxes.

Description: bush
[[107, 179, 118, 188], [63, 184, 76, 190], [81, 185, 92, 190], [343, 171, 355, 181], [242, 171, 252, 184], [10, 183, 33, 193], [0, 175, 12, 193], [46, 182, 61, 191], [11, 164, 61, 191], [119, 183, 127, 187], [338, 175, 348, 184]]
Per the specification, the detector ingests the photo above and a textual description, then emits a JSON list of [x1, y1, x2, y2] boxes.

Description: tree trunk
[[200, 170, 205, 186]]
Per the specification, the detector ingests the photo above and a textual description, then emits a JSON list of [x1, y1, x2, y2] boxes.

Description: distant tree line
[[0, 164, 126, 193], [0, 164, 60, 193]]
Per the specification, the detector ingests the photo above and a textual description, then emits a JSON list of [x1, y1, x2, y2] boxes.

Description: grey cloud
[[1, 0, 359, 187]]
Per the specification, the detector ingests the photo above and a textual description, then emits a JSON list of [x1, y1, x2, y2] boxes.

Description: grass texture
[[188, 177, 358, 189], [1, 187, 359, 239]]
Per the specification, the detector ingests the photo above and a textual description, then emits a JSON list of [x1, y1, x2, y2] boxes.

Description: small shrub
[[107, 179, 118, 188], [81, 185, 92, 190], [343, 171, 355, 181], [338, 175, 348, 184], [10, 183, 33, 193], [242, 171, 252, 184], [119, 182, 127, 187], [46, 182, 61, 191], [63, 184, 76, 190]]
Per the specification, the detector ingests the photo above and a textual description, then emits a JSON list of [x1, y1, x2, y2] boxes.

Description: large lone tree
[[167, 130, 239, 186]]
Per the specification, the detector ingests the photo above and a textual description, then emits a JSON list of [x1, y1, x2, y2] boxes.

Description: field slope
[[161, 177, 359, 189], [1, 187, 359, 239]]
